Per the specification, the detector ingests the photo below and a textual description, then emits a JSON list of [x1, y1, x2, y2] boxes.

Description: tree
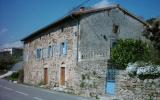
[[143, 18, 160, 49], [111, 39, 151, 69], [0, 53, 16, 70], [143, 18, 160, 64]]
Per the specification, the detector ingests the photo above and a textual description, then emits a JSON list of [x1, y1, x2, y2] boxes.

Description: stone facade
[[23, 20, 78, 89], [22, 5, 146, 97], [116, 70, 160, 100]]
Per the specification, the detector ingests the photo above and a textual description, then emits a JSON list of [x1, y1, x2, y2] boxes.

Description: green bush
[[18, 69, 24, 83], [9, 70, 23, 82], [111, 39, 151, 69], [10, 71, 19, 81]]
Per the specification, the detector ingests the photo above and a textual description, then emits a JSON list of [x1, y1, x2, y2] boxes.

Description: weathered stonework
[[23, 20, 78, 89], [75, 61, 108, 97], [116, 70, 160, 100], [22, 5, 147, 98]]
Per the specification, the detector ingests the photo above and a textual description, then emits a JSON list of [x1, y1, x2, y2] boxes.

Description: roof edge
[[21, 4, 149, 42], [117, 5, 148, 26]]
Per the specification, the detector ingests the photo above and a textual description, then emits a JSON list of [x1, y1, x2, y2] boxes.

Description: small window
[[112, 24, 119, 33], [60, 42, 64, 54], [61, 27, 64, 32], [110, 39, 117, 49], [48, 46, 52, 58], [60, 40, 67, 55], [36, 48, 42, 60], [103, 35, 107, 41]]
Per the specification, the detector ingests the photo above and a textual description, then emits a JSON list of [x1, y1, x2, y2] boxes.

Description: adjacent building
[[21, 5, 147, 97], [0, 48, 23, 56]]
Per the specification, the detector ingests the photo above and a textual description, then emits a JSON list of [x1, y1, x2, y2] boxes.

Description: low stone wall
[[117, 70, 160, 100]]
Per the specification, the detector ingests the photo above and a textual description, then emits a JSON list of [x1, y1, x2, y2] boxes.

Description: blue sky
[[0, 0, 160, 48]]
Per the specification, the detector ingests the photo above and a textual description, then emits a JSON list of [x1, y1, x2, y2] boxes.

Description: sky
[[0, 0, 160, 49]]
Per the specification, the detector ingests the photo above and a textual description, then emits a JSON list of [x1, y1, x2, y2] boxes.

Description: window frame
[[48, 45, 52, 58], [36, 48, 42, 61]]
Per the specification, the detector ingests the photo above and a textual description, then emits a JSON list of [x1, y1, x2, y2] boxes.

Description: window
[[110, 38, 117, 49], [60, 40, 67, 55], [60, 42, 64, 54], [36, 48, 42, 60], [103, 35, 107, 41], [112, 24, 119, 33], [48, 46, 52, 58], [61, 27, 64, 32]]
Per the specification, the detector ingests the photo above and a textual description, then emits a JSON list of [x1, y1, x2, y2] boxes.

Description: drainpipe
[[70, 14, 80, 63], [77, 18, 80, 63]]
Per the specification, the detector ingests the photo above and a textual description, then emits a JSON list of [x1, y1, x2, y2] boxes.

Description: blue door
[[106, 66, 116, 95]]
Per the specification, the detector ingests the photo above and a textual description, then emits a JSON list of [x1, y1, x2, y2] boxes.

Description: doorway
[[60, 67, 65, 86], [106, 66, 116, 95], [44, 68, 48, 85]]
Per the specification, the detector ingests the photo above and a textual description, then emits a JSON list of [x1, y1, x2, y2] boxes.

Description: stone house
[[21, 5, 147, 97]]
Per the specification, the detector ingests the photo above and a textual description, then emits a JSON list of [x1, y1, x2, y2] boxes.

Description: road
[[0, 79, 92, 100]]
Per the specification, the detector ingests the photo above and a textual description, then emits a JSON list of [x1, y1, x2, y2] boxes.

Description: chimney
[[80, 7, 85, 12]]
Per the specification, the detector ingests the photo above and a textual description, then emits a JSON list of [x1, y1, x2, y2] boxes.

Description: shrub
[[111, 39, 151, 69], [10, 71, 19, 81], [18, 69, 24, 83], [9, 70, 23, 82], [80, 81, 85, 88]]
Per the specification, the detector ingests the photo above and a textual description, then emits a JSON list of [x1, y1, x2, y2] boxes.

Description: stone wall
[[75, 60, 108, 98], [116, 70, 160, 100]]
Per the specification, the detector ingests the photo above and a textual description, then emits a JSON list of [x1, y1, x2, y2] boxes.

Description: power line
[[65, 0, 92, 16]]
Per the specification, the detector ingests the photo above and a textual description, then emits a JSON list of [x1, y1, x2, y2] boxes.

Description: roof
[[21, 5, 148, 42]]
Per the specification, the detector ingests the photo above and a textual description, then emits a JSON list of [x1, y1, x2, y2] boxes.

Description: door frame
[[59, 66, 66, 87], [44, 68, 48, 85], [105, 65, 116, 95]]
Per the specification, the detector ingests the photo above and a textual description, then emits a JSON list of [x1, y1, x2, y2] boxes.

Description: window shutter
[[52, 45, 54, 57], [58, 43, 61, 56], [63, 40, 67, 55], [36, 49, 39, 60]]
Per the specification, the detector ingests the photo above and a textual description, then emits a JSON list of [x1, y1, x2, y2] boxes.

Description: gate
[[105, 65, 116, 95]]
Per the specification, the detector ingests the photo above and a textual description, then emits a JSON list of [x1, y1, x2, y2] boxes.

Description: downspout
[[77, 18, 80, 63], [70, 14, 80, 63]]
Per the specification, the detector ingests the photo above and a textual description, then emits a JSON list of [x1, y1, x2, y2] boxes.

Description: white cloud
[[0, 41, 23, 49], [93, 0, 114, 8]]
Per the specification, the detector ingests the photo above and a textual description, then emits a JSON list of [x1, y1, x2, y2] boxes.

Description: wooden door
[[44, 68, 48, 84], [60, 67, 65, 85]]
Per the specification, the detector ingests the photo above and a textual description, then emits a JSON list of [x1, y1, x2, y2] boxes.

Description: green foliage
[[18, 69, 24, 83], [143, 18, 160, 65], [144, 18, 160, 53], [0, 51, 22, 71], [9, 69, 24, 82], [111, 39, 151, 69], [0, 53, 16, 70], [80, 81, 85, 88], [9, 71, 19, 81], [81, 74, 85, 80]]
